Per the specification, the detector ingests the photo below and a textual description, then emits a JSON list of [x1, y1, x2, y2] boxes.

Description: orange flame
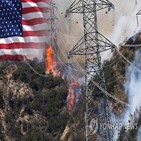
[[68, 80, 78, 112], [46, 45, 59, 76], [68, 93, 75, 112]]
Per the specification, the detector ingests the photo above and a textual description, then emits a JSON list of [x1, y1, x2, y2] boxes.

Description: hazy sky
[[54, 0, 141, 64]]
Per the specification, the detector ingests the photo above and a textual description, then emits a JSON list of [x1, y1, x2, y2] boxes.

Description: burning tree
[[68, 80, 78, 112], [45, 45, 59, 76]]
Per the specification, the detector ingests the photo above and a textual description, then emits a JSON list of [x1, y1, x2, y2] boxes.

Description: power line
[[21, 0, 138, 124], [66, 0, 115, 140]]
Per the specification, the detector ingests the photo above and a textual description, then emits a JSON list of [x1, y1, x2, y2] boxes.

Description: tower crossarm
[[137, 10, 141, 15], [68, 35, 86, 58], [66, 0, 114, 15], [68, 31, 115, 58]]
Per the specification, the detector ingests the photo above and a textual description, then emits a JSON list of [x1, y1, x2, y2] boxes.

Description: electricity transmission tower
[[136, 10, 141, 25], [49, 0, 59, 61], [49, 0, 57, 43], [66, 0, 115, 140]]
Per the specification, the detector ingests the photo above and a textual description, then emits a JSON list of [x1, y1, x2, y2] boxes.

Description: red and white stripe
[[0, 0, 50, 61]]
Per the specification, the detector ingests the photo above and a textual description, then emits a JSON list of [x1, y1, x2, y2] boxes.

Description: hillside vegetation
[[0, 60, 69, 141], [0, 33, 141, 141]]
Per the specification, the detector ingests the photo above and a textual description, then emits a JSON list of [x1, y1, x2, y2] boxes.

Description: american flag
[[0, 0, 50, 61]]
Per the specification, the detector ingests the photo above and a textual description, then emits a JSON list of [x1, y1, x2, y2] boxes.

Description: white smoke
[[124, 49, 141, 122], [112, 49, 141, 140], [137, 126, 141, 141], [108, 0, 141, 46]]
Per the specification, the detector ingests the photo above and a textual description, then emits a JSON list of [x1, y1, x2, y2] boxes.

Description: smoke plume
[[112, 48, 141, 140], [124, 48, 141, 122], [137, 126, 141, 141]]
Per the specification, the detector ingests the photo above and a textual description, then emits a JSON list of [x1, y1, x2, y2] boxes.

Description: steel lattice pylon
[[66, 0, 115, 141], [49, 0, 57, 43], [49, 0, 59, 60]]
